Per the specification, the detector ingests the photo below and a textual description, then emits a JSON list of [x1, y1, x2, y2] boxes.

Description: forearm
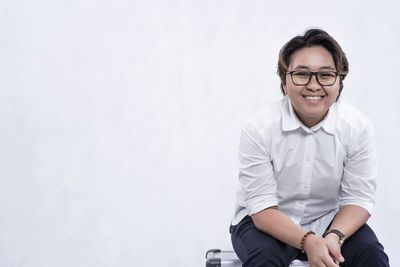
[[328, 204, 370, 238], [251, 207, 307, 249]]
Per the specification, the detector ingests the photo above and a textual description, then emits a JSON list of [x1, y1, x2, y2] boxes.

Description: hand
[[303, 234, 343, 267], [323, 233, 345, 265]]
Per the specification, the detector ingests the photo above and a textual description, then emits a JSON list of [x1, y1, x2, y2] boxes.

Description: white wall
[[1, 0, 399, 266]]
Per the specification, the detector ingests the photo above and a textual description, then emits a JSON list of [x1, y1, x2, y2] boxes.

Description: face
[[283, 46, 340, 127]]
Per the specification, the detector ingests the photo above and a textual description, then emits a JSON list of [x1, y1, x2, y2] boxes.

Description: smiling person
[[229, 29, 390, 267]]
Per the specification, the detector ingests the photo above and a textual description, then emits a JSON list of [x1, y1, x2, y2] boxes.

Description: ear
[[283, 84, 288, 95]]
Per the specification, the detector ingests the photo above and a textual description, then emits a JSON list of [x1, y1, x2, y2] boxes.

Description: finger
[[323, 256, 340, 267], [328, 247, 344, 264], [330, 253, 344, 264], [311, 262, 327, 267], [333, 253, 345, 263]]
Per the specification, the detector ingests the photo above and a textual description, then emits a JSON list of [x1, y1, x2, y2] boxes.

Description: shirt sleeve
[[239, 122, 278, 216], [340, 119, 377, 215]]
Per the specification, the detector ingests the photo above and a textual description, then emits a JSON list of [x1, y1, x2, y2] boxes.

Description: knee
[[360, 240, 384, 255], [358, 241, 389, 264]]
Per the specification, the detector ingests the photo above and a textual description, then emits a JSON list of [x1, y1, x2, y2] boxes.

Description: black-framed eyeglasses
[[286, 71, 340, 86]]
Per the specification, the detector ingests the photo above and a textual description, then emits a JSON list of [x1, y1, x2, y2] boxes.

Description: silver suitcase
[[205, 249, 242, 267], [205, 249, 309, 267]]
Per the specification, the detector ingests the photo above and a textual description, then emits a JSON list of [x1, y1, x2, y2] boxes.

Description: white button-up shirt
[[232, 96, 377, 235]]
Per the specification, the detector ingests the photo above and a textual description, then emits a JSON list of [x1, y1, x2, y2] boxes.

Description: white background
[[1, 0, 399, 266]]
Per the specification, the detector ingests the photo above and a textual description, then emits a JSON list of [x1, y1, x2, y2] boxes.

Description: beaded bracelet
[[300, 230, 315, 253]]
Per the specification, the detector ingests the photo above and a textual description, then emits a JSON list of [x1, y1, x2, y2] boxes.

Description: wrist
[[324, 232, 340, 242], [300, 230, 315, 253], [323, 229, 346, 246]]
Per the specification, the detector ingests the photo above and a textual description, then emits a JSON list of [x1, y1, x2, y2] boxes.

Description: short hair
[[277, 29, 349, 97]]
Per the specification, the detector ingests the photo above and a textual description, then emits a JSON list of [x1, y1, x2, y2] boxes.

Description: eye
[[319, 71, 336, 79], [293, 71, 310, 78]]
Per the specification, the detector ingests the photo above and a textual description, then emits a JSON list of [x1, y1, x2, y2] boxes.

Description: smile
[[303, 95, 324, 100]]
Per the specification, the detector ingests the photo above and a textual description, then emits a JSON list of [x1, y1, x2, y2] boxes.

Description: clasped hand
[[303, 234, 345, 267]]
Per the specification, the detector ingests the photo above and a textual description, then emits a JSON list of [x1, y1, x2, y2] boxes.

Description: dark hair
[[277, 28, 349, 97]]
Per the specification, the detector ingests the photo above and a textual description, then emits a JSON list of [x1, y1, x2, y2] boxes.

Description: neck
[[294, 110, 328, 128]]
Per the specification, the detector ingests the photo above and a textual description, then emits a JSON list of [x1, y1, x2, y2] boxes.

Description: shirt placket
[[294, 132, 314, 214]]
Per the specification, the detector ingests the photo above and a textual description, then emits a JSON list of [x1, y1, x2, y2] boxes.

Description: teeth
[[305, 96, 323, 100]]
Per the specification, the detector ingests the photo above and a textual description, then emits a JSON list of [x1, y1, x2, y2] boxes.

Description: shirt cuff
[[246, 198, 279, 216]]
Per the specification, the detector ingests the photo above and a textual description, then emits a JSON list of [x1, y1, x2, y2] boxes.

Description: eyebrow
[[293, 65, 336, 71]]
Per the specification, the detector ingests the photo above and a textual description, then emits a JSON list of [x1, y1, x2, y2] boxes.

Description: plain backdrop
[[1, 0, 399, 266]]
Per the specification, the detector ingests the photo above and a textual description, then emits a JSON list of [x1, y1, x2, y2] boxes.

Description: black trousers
[[230, 216, 390, 267]]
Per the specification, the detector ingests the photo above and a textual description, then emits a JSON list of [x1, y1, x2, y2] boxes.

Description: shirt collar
[[281, 96, 336, 135]]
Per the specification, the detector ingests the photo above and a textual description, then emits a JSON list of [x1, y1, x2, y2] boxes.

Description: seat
[[290, 259, 309, 267], [205, 249, 309, 266]]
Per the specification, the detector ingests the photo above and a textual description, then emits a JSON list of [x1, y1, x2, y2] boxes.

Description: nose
[[306, 74, 321, 91]]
